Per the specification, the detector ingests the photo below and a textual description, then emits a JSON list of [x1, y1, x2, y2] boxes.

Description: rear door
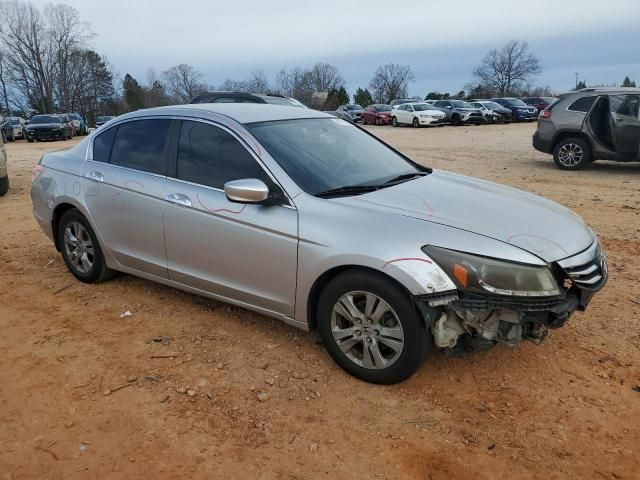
[[82, 118, 175, 277], [610, 94, 640, 160], [161, 119, 298, 316]]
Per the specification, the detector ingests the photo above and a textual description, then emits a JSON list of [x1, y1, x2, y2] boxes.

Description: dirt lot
[[1, 123, 639, 479]]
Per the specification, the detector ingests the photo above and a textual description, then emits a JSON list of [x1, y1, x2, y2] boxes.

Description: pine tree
[[123, 74, 145, 111], [353, 88, 373, 107]]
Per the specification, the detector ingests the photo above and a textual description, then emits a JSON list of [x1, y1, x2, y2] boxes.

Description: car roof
[[577, 87, 640, 94], [122, 103, 330, 124]]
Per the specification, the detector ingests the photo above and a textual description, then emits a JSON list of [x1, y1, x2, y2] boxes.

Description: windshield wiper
[[315, 184, 384, 198], [384, 171, 430, 185]]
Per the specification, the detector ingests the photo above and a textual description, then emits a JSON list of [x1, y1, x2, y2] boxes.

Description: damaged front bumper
[[418, 242, 608, 354]]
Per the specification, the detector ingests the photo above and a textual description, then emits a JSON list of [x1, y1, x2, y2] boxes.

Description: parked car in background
[[65, 113, 89, 135], [31, 103, 608, 384], [95, 115, 115, 128], [338, 104, 365, 122], [0, 116, 15, 142], [325, 110, 354, 123], [469, 101, 512, 123], [390, 98, 419, 108], [491, 98, 538, 121], [0, 124, 8, 196], [392, 102, 446, 127], [362, 104, 393, 125], [59, 114, 75, 136], [8, 117, 27, 139], [432, 100, 485, 125], [25, 114, 73, 142], [533, 88, 640, 170], [189, 91, 306, 108], [522, 97, 557, 113]]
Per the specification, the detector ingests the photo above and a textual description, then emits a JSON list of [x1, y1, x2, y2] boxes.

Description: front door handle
[[85, 171, 104, 182], [165, 193, 192, 207]]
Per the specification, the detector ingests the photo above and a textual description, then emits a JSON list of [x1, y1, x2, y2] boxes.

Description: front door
[[82, 118, 174, 278], [610, 94, 640, 160], [161, 120, 298, 317]]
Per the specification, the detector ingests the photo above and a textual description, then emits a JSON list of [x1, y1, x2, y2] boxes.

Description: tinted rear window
[[110, 119, 171, 175], [568, 96, 597, 112], [93, 127, 116, 163]]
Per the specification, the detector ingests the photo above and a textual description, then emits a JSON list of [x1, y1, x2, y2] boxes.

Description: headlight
[[422, 246, 560, 297]]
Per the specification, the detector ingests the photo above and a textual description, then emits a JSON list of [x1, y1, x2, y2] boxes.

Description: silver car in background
[[31, 104, 607, 384]]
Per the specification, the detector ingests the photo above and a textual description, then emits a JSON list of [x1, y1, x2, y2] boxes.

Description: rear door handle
[[85, 171, 104, 182], [165, 193, 192, 207]]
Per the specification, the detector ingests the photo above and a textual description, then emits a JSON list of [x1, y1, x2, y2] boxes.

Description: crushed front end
[[418, 241, 607, 354]]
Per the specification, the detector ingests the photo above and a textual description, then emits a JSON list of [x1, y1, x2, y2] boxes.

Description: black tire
[[412, 117, 420, 128], [0, 176, 8, 197], [375, 117, 381, 126], [27, 138, 34, 143], [553, 137, 592, 171], [57, 209, 117, 284], [392, 116, 398, 127], [317, 270, 431, 384], [451, 114, 461, 126]]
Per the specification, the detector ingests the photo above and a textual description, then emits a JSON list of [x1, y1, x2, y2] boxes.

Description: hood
[[28, 123, 64, 129], [422, 110, 445, 116], [456, 108, 482, 113], [340, 171, 593, 262]]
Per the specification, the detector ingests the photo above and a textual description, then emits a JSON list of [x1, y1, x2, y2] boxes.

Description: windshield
[[375, 105, 392, 111], [451, 100, 473, 108], [505, 99, 528, 106], [30, 115, 60, 124], [484, 102, 503, 109], [9, 118, 19, 125], [248, 118, 421, 195], [412, 103, 436, 111]]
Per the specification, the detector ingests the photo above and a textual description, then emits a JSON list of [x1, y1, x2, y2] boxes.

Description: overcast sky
[[31, 0, 640, 95]]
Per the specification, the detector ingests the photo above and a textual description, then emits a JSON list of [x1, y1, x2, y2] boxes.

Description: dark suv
[[491, 97, 538, 121], [533, 88, 640, 170]]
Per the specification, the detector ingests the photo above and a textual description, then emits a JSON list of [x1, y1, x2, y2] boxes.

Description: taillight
[[32, 164, 45, 182], [540, 109, 551, 119]]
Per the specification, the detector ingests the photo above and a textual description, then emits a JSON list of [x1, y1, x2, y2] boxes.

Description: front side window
[[177, 120, 268, 189], [110, 119, 171, 175], [610, 95, 640, 119], [247, 118, 422, 195]]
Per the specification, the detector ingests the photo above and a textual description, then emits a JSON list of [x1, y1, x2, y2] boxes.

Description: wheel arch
[[551, 130, 593, 154], [306, 265, 419, 332]]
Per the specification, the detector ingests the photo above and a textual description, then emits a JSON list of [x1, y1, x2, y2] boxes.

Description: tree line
[[1, 1, 636, 121]]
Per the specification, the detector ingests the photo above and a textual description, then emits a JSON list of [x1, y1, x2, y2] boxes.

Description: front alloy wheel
[[317, 270, 431, 384], [331, 291, 405, 369]]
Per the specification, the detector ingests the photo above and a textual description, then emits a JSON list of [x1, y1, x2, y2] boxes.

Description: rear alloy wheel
[[0, 176, 9, 196], [58, 209, 116, 283], [392, 117, 398, 127], [317, 270, 431, 384], [553, 137, 591, 170], [412, 117, 420, 128]]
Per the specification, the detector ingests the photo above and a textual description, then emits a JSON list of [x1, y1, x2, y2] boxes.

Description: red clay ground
[[1, 123, 639, 479]]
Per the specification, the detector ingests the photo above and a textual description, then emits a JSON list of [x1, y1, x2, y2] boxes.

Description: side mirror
[[224, 178, 270, 204]]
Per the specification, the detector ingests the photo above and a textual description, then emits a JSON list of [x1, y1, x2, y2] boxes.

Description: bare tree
[[161, 64, 207, 103], [275, 67, 314, 103], [368, 63, 414, 104], [0, 50, 10, 113], [218, 78, 249, 92], [472, 40, 542, 96], [309, 62, 344, 92], [246, 70, 270, 93]]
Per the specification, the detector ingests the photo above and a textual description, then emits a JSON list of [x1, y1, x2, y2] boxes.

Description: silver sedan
[[31, 104, 607, 384]]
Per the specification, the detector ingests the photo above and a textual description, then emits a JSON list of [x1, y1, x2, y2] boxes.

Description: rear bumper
[[532, 131, 553, 153]]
